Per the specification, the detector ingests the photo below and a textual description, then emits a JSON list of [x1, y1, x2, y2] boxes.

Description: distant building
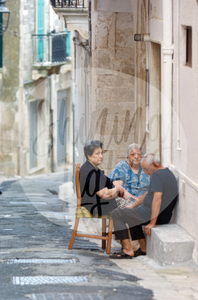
[[0, 0, 73, 176]]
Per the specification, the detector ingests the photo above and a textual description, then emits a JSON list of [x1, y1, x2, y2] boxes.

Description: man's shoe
[[134, 248, 146, 257]]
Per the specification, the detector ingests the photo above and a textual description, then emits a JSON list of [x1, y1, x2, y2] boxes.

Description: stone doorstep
[[146, 224, 195, 266]]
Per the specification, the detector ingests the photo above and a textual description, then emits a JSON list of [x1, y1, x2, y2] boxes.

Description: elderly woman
[[80, 140, 125, 217], [109, 143, 150, 256], [110, 143, 150, 205]]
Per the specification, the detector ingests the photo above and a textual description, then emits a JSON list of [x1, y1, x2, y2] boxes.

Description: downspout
[[72, 32, 76, 191], [146, 0, 150, 152], [18, 0, 24, 175], [72, 101, 75, 191], [161, 0, 174, 167], [50, 76, 54, 172], [176, 0, 181, 150]]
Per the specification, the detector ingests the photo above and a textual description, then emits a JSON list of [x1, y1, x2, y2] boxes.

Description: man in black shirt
[[110, 153, 178, 259]]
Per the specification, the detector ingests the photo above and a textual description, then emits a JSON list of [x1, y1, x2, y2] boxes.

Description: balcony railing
[[50, 0, 86, 8], [32, 32, 69, 66]]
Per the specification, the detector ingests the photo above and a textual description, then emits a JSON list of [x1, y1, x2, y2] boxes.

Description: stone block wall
[[90, 0, 147, 175], [0, 0, 20, 175], [23, 0, 34, 82]]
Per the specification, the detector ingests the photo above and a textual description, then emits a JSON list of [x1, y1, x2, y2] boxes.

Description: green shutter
[[65, 28, 71, 58], [0, 13, 3, 68], [37, 0, 45, 62]]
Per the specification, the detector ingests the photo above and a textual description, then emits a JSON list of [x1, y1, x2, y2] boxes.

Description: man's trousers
[[111, 207, 149, 240]]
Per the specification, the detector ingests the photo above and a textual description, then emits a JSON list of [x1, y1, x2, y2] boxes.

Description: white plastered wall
[[172, 0, 198, 263], [148, 0, 198, 263]]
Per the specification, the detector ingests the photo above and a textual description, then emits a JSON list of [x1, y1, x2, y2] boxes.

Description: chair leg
[[106, 219, 113, 254], [102, 219, 106, 250], [68, 218, 79, 250]]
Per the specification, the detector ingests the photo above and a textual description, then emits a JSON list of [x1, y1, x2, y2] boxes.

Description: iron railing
[[32, 32, 68, 64], [50, 0, 86, 8]]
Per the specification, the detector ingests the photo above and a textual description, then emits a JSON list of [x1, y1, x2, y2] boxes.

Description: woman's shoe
[[109, 250, 133, 259]]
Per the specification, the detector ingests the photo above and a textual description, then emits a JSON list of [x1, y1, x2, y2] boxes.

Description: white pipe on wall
[[176, 0, 181, 150], [161, 0, 174, 167]]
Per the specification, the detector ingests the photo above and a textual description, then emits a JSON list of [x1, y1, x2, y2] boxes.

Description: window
[[186, 27, 192, 67]]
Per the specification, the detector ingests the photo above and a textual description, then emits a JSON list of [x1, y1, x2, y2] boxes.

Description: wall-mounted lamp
[[0, 0, 10, 67], [134, 34, 150, 42], [0, 0, 10, 35]]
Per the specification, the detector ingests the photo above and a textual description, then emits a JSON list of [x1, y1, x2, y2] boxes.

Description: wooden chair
[[68, 163, 113, 254]]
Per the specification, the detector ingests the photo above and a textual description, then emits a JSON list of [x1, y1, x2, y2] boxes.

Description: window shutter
[[0, 13, 3, 68], [37, 0, 45, 62]]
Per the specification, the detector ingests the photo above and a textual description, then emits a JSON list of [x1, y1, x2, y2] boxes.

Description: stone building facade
[[54, 0, 147, 175], [90, 1, 147, 175], [0, 0, 73, 176], [52, 0, 198, 263]]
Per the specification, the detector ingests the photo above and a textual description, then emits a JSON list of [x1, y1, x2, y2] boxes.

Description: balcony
[[50, 0, 86, 8], [50, 0, 89, 40], [32, 31, 71, 80]]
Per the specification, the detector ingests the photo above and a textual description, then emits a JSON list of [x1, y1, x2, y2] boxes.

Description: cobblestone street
[[0, 170, 153, 300]]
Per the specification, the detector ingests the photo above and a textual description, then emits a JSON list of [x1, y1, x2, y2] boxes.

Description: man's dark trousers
[[112, 203, 176, 241], [112, 207, 148, 241]]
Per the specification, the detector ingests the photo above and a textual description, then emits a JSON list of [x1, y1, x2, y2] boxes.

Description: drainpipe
[[72, 102, 75, 191], [146, 1, 150, 152], [72, 32, 76, 191], [161, 0, 174, 167], [176, 0, 181, 150]]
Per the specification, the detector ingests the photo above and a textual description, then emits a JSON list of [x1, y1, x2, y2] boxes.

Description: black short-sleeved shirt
[[80, 161, 117, 216], [138, 168, 178, 223]]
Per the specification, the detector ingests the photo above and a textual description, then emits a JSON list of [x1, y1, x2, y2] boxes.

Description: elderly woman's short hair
[[141, 153, 160, 165], [125, 143, 144, 159], [84, 140, 103, 160]]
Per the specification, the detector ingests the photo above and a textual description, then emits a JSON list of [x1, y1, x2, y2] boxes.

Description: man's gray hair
[[141, 153, 160, 165], [125, 143, 144, 159]]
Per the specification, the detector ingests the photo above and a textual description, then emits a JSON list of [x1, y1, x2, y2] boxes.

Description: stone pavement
[[0, 169, 198, 300], [0, 169, 153, 300], [61, 176, 198, 300], [114, 256, 198, 300]]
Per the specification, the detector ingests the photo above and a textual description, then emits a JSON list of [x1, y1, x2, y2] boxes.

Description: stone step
[[146, 224, 195, 266]]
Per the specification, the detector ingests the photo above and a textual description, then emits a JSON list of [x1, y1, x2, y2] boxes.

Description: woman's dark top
[[80, 161, 117, 216]]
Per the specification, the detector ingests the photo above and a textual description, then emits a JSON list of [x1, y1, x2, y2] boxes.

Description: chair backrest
[[75, 163, 81, 208]]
